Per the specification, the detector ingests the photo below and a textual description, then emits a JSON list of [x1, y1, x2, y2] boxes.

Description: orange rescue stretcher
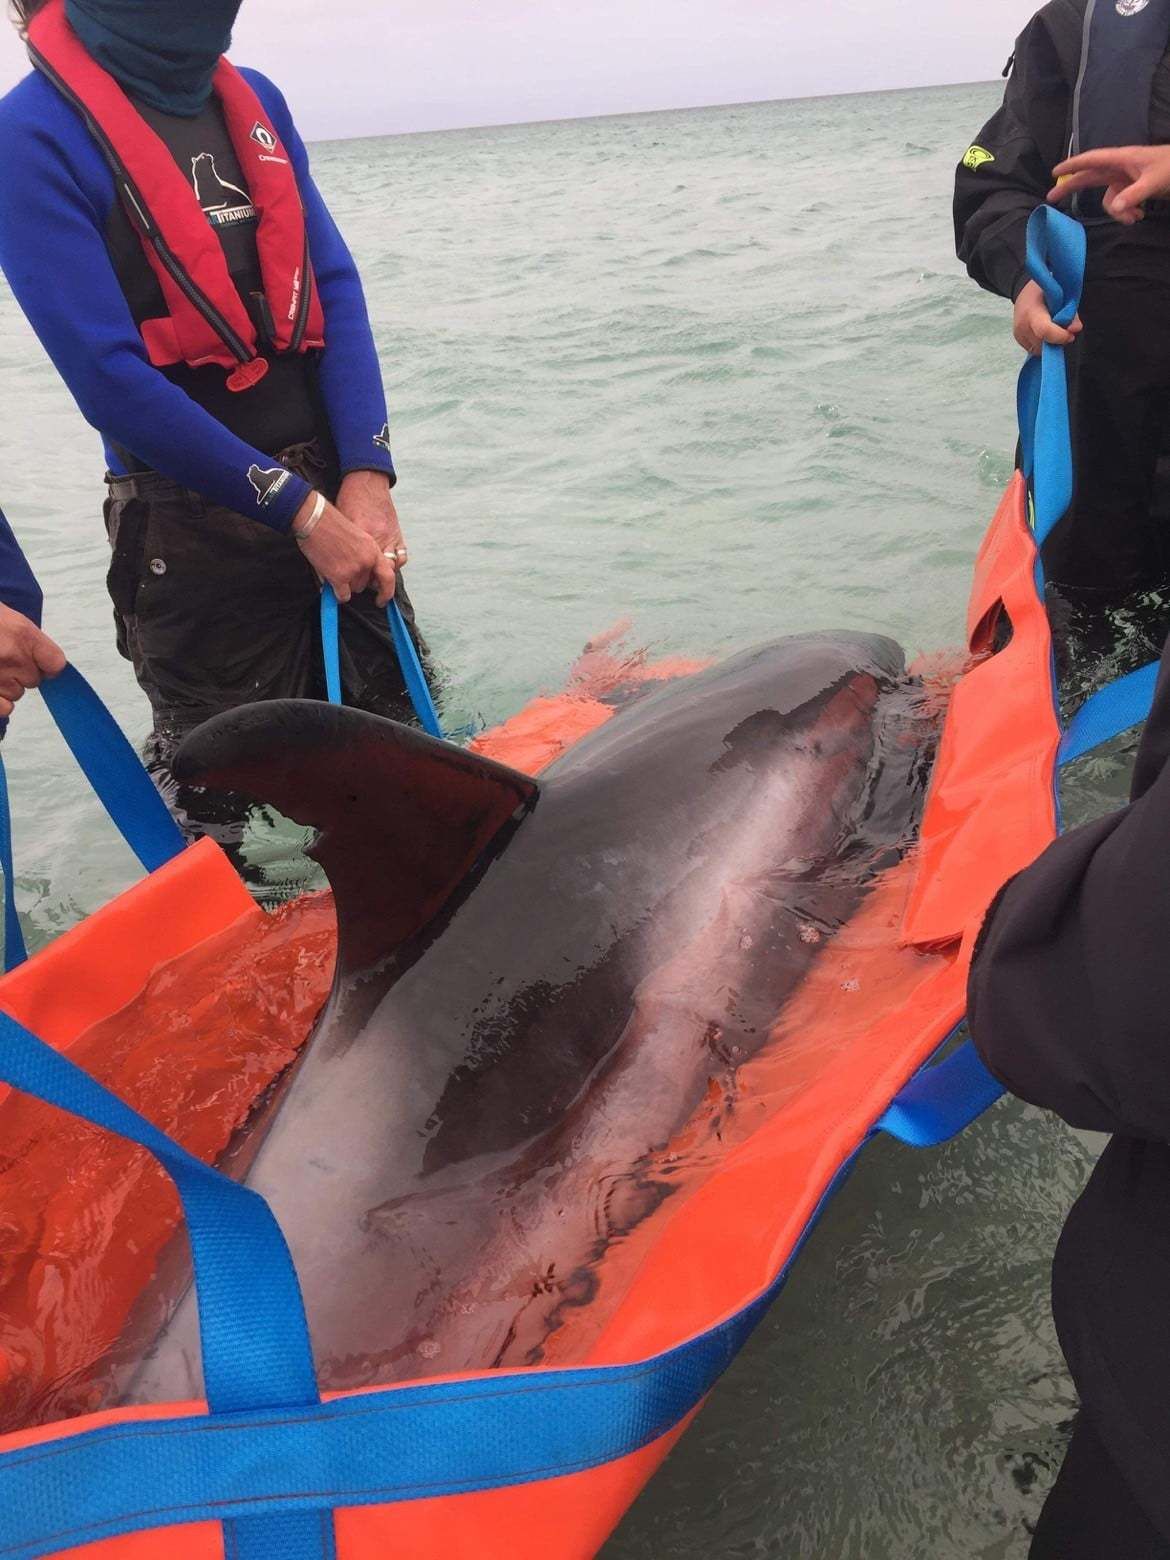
[[0, 206, 1154, 1560]]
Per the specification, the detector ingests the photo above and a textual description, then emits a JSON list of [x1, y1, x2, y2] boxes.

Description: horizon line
[[317, 74, 1000, 146]]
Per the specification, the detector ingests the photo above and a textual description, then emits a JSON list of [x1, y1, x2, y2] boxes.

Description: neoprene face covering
[[65, 0, 244, 116]]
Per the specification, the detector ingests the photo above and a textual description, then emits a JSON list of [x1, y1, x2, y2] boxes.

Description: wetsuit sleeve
[[969, 645, 1170, 1140], [0, 120, 311, 533], [248, 73, 396, 486], [0, 511, 43, 628], [954, 14, 1073, 302], [0, 509, 43, 741]]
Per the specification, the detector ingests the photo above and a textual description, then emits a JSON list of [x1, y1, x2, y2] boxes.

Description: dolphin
[[125, 631, 931, 1404]]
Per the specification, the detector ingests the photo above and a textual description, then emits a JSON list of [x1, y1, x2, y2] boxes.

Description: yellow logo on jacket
[[962, 145, 996, 171]]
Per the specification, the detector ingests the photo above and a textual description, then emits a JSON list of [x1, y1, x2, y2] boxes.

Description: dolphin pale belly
[[128, 632, 932, 1402]]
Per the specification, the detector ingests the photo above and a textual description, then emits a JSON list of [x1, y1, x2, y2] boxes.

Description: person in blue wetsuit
[[0, 509, 65, 723], [0, 0, 422, 849]]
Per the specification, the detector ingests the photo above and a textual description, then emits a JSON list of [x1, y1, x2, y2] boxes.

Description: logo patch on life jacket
[[247, 465, 291, 508], [962, 145, 996, 171], [1117, 0, 1150, 14], [250, 121, 278, 152], [374, 422, 392, 453], [190, 153, 255, 229]]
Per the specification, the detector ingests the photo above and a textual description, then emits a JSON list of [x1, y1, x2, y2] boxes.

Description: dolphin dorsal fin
[[174, 701, 539, 978]]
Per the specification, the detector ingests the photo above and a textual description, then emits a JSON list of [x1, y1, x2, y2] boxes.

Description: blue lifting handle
[[1059, 659, 1161, 765], [0, 664, 187, 972], [320, 585, 443, 739], [876, 1038, 1006, 1149]]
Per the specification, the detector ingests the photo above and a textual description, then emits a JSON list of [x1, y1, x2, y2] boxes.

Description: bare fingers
[[373, 553, 398, 609]]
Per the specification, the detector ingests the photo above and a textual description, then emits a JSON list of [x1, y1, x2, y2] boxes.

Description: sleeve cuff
[[260, 470, 313, 534], [338, 452, 397, 488]]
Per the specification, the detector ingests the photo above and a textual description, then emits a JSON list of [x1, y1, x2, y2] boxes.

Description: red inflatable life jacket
[[27, 0, 326, 391]]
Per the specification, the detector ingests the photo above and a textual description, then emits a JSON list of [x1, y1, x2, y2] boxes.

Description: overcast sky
[[0, 0, 1034, 141]]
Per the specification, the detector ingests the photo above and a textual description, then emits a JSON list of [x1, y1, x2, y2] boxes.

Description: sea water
[[0, 82, 1130, 1556]]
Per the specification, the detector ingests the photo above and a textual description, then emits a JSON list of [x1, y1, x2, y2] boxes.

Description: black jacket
[[969, 634, 1170, 1535], [955, 0, 1170, 301]]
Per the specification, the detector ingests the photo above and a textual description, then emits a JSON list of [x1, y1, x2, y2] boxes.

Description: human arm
[[1049, 144, 1170, 225], [0, 510, 65, 721], [954, 12, 1076, 303], [969, 642, 1170, 1140]]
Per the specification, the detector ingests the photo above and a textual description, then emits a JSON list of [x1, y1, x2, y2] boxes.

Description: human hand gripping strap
[[0, 1007, 332, 1560], [320, 584, 444, 738], [0, 665, 186, 972]]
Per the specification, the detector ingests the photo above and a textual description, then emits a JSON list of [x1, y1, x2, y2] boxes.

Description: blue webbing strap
[[0, 1262, 780, 1559], [320, 586, 342, 706], [319, 585, 444, 737], [1017, 205, 1086, 546], [38, 667, 185, 876], [1059, 658, 1160, 765], [0, 755, 27, 970], [876, 1033, 1005, 1150], [0, 666, 186, 972], [0, 1008, 331, 1560], [387, 597, 444, 738]]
